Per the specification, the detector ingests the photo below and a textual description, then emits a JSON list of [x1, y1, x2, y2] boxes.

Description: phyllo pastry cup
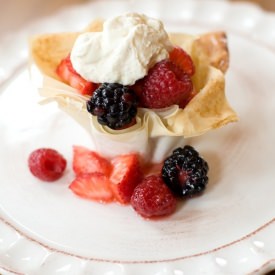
[[30, 20, 238, 163]]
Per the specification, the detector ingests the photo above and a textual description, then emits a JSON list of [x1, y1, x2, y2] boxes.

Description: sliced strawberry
[[56, 55, 97, 95], [110, 154, 143, 204], [169, 47, 195, 77], [72, 146, 112, 176], [69, 172, 114, 203]]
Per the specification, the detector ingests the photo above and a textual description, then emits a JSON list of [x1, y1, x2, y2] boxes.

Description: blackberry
[[162, 145, 209, 197], [86, 83, 138, 130]]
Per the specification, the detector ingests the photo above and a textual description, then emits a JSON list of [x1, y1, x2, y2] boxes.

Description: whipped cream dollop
[[70, 13, 173, 85]]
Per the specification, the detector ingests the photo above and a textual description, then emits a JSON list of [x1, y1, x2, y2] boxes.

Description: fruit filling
[[57, 47, 195, 126]]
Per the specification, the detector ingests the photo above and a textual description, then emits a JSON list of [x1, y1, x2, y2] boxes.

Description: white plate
[[0, 0, 275, 274]]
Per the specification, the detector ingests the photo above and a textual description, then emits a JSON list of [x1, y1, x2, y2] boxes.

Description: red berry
[[72, 146, 112, 176], [131, 175, 177, 218], [178, 86, 198, 109], [110, 154, 143, 204], [169, 47, 195, 76], [69, 172, 114, 203], [28, 148, 67, 182], [56, 55, 98, 95], [134, 60, 193, 109]]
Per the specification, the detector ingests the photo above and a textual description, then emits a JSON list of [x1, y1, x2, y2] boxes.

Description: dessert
[[29, 13, 238, 217], [30, 13, 237, 163]]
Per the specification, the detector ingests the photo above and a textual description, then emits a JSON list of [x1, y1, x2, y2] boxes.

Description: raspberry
[[28, 148, 67, 182], [162, 146, 209, 197], [72, 146, 112, 176], [69, 172, 114, 203], [86, 83, 138, 129], [134, 60, 193, 109], [131, 175, 177, 218], [178, 86, 198, 109]]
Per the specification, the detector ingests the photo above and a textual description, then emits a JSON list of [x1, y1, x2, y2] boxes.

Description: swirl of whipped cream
[[70, 13, 173, 85]]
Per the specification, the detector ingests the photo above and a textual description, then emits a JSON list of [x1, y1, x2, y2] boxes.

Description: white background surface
[[0, 0, 87, 36], [1, 0, 274, 39]]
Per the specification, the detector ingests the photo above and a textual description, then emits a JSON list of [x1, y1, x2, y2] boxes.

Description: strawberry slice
[[72, 146, 112, 176], [69, 172, 114, 203], [56, 55, 97, 95], [110, 154, 143, 204], [169, 47, 195, 77]]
